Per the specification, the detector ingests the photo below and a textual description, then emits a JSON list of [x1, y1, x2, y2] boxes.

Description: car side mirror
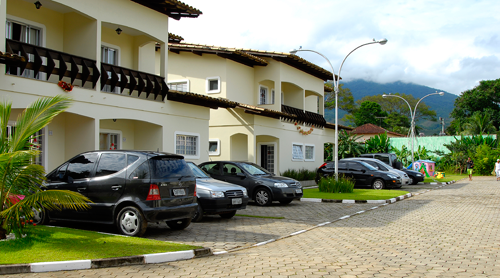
[[362, 169, 366, 173], [66, 175, 74, 184]]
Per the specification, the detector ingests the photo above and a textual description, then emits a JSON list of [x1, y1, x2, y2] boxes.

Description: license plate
[[232, 198, 242, 205], [173, 188, 186, 196], [295, 189, 302, 194]]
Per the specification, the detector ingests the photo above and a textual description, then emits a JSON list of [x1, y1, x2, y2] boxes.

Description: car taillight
[[194, 184, 197, 197], [319, 162, 327, 169], [146, 184, 161, 201]]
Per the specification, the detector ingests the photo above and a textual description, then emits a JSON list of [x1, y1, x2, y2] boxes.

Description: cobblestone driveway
[[9, 177, 500, 277]]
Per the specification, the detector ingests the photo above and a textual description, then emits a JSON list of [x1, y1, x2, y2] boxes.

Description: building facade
[[0, 0, 219, 172]]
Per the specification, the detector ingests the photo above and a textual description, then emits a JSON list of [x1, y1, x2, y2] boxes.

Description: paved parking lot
[[10, 178, 500, 277]]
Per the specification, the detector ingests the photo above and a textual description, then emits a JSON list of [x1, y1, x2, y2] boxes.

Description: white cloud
[[170, 0, 500, 95]]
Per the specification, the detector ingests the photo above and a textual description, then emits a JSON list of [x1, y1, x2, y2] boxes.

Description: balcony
[[3, 39, 168, 101], [281, 105, 326, 128]]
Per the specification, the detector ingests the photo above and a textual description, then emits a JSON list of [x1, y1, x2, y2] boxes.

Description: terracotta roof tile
[[350, 123, 406, 137], [131, 0, 202, 19]]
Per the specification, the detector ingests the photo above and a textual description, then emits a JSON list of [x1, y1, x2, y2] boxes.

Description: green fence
[[390, 135, 497, 156]]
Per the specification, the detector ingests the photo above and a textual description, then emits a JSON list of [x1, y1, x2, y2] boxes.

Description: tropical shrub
[[324, 130, 364, 160], [365, 132, 391, 153], [472, 144, 500, 175], [317, 175, 354, 193], [0, 96, 91, 240], [281, 168, 317, 181]]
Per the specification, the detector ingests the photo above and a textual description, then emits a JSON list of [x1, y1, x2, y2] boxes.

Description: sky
[[169, 0, 500, 96]]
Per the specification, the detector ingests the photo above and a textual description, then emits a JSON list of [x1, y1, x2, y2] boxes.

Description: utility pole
[[439, 117, 446, 135]]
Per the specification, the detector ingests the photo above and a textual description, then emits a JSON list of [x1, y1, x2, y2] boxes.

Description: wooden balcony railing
[[281, 104, 326, 128], [4, 39, 168, 101]]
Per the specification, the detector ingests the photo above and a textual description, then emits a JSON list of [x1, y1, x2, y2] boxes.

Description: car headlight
[[416, 174, 423, 177], [209, 191, 225, 198], [242, 188, 248, 198], [387, 174, 399, 179], [273, 182, 288, 188]]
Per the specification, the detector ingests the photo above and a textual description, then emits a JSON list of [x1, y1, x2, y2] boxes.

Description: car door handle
[[111, 185, 122, 191], [77, 187, 86, 192]]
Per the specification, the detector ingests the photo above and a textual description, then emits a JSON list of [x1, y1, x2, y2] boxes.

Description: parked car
[[359, 153, 403, 169], [186, 162, 249, 221], [316, 159, 402, 189], [401, 169, 425, 185], [359, 153, 424, 184], [35, 150, 198, 236], [198, 161, 303, 206], [343, 157, 410, 186]]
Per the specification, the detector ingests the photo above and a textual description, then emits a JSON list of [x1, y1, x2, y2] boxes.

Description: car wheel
[[408, 177, 414, 185], [166, 218, 192, 230], [254, 188, 272, 206], [279, 199, 293, 205], [117, 206, 147, 237], [372, 179, 385, 190], [32, 206, 49, 225], [192, 205, 204, 222], [219, 210, 237, 219]]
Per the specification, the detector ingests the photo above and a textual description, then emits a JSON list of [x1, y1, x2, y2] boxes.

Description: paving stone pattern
[[6, 177, 500, 277]]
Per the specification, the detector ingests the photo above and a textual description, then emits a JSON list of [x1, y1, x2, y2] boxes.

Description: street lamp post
[[290, 39, 388, 181], [382, 91, 444, 169]]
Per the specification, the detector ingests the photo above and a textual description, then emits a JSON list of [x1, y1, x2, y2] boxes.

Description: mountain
[[324, 80, 458, 135]]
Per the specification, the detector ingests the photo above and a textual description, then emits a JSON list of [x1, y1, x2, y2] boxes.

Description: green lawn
[[303, 188, 409, 200], [0, 226, 201, 265], [423, 173, 468, 183]]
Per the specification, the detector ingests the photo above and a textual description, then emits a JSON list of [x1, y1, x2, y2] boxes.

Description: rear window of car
[[150, 157, 193, 179]]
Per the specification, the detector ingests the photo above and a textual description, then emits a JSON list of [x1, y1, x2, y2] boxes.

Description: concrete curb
[[0, 248, 212, 275], [300, 180, 458, 204]]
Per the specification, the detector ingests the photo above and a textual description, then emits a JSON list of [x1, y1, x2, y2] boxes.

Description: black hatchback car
[[316, 160, 402, 189], [198, 161, 303, 206], [36, 150, 198, 236]]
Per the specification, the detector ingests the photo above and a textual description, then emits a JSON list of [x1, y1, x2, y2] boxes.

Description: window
[[167, 80, 189, 92], [101, 45, 120, 93], [175, 132, 200, 159], [349, 162, 366, 172], [222, 163, 243, 176], [6, 19, 42, 79], [95, 153, 126, 177], [66, 153, 98, 180], [99, 130, 121, 150], [259, 85, 274, 105], [200, 163, 220, 176], [209, 139, 220, 156], [206, 76, 220, 94], [305, 145, 315, 161], [129, 161, 150, 180], [292, 143, 304, 161]]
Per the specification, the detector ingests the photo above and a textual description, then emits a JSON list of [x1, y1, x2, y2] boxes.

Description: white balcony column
[[0, 0, 6, 52], [159, 42, 168, 78], [95, 20, 102, 92]]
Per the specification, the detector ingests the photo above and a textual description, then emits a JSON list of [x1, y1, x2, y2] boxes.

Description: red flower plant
[[58, 80, 74, 92]]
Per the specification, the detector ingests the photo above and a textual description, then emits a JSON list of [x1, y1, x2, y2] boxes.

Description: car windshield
[[358, 161, 377, 171], [240, 163, 271, 175], [187, 162, 210, 178]]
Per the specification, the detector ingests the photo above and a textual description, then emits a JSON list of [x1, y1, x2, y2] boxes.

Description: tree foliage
[[353, 101, 388, 127], [359, 93, 438, 122], [364, 132, 391, 153], [0, 96, 91, 239], [463, 111, 497, 135], [324, 130, 364, 160], [324, 83, 356, 114], [450, 78, 500, 132]]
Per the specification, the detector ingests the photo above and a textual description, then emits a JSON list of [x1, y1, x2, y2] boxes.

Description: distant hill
[[324, 80, 458, 135]]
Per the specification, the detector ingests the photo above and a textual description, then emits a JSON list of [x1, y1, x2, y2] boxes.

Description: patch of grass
[[235, 214, 285, 219], [303, 188, 409, 200], [0, 226, 201, 265], [423, 173, 468, 183]]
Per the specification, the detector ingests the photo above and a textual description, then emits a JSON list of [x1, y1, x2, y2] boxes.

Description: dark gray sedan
[[198, 161, 303, 206]]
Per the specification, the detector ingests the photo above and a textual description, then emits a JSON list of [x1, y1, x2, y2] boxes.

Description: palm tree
[[464, 111, 497, 135], [0, 96, 91, 239]]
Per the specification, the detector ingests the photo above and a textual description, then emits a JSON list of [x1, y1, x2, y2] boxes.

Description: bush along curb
[[0, 248, 212, 275], [300, 180, 458, 203]]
